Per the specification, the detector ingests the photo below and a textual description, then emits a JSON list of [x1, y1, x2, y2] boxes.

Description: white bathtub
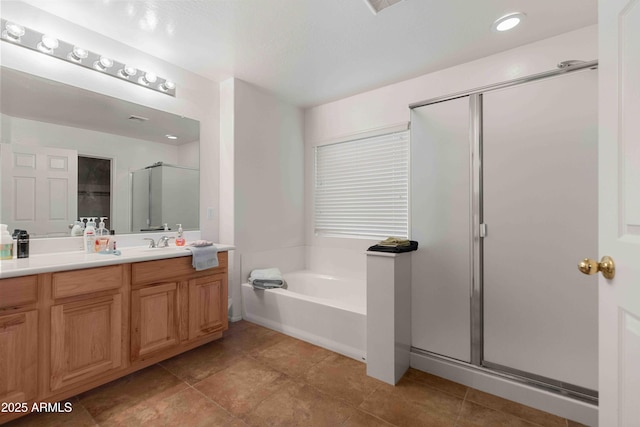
[[241, 270, 366, 361]]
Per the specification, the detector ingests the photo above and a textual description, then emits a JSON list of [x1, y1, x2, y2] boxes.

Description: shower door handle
[[578, 256, 616, 279]]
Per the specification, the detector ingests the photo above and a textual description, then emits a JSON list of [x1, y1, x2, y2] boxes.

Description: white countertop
[[0, 244, 234, 279]]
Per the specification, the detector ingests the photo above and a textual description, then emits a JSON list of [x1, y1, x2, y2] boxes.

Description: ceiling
[[0, 67, 199, 145], [20, 0, 597, 107]]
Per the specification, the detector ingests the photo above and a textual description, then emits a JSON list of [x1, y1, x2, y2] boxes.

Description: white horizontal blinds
[[314, 130, 409, 239]]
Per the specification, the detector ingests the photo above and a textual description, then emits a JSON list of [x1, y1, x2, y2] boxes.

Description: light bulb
[[160, 80, 176, 91], [492, 12, 526, 32], [37, 34, 59, 53], [68, 46, 88, 62], [3, 22, 25, 42], [139, 72, 157, 85], [94, 56, 113, 71], [119, 65, 137, 78]]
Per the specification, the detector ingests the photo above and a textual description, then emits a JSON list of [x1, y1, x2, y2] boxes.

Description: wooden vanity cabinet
[[131, 281, 181, 360], [188, 273, 226, 340], [0, 276, 39, 406], [48, 265, 127, 393], [0, 250, 228, 423], [130, 252, 228, 361]]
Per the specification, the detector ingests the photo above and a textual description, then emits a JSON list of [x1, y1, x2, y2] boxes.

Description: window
[[314, 130, 409, 239]]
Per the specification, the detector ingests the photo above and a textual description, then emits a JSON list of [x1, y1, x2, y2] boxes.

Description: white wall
[[220, 78, 305, 319], [304, 25, 598, 250], [178, 140, 200, 169], [0, 1, 220, 241]]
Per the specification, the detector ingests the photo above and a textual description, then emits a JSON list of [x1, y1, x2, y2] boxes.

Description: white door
[[0, 144, 78, 237], [598, 0, 640, 425]]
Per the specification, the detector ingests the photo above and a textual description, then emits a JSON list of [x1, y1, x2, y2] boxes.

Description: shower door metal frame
[[409, 60, 598, 404]]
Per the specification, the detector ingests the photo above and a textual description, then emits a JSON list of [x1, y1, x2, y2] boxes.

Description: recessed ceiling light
[[165, 134, 177, 140], [492, 12, 526, 32]]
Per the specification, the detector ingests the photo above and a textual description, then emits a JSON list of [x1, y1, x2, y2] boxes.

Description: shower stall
[[410, 62, 598, 403], [131, 162, 199, 232]]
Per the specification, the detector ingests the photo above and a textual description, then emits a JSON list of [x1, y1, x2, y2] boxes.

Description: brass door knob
[[578, 256, 615, 280]]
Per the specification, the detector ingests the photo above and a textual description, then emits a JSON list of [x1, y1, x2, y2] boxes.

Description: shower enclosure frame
[[409, 59, 598, 405]]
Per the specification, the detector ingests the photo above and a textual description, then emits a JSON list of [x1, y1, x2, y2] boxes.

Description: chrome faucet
[[156, 235, 174, 248], [143, 238, 157, 248], [143, 236, 174, 248]]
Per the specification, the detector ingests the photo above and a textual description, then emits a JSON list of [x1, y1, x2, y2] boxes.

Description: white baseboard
[[244, 312, 366, 362], [410, 351, 598, 427], [228, 314, 243, 322]]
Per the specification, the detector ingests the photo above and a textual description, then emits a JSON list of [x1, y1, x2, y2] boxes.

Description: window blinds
[[314, 130, 409, 239]]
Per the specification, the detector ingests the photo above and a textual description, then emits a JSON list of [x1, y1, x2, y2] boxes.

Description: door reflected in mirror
[[0, 67, 200, 238], [78, 156, 112, 230]]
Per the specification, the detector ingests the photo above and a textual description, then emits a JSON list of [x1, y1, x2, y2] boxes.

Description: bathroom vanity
[[0, 247, 230, 424]]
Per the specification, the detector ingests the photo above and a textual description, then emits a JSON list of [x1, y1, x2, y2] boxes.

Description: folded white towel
[[187, 245, 219, 271], [248, 267, 283, 283]]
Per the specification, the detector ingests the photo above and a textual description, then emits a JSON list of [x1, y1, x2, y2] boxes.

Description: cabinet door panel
[[189, 274, 227, 340], [50, 295, 122, 391], [0, 311, 37, 403], [131, 282, 180, 360]]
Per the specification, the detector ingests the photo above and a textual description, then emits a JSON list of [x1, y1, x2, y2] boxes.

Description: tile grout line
[[186, 381, 246, 426]]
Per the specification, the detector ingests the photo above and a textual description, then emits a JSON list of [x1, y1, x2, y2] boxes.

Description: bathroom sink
[[140, 246, 188, 252], [124, 246, 189, 255]]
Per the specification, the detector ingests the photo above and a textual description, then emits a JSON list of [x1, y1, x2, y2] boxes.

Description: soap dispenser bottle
[[95, 217, 110, 252], [84, 220, 96, 253], [175, 224, 185, 246]]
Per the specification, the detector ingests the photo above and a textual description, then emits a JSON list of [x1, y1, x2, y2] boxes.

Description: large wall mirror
[[0, 67, 200, 238]]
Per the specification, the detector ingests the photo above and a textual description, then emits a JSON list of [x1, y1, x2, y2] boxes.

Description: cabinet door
[[0, 311, 37, 403], [51, 294, 122, 392], [131, 282, 180, 360], [188, 274, 227, 340]]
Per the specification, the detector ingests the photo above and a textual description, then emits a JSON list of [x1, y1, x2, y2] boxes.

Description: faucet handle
[[157, 236, 175, 247], [143, 238, 156, 248]]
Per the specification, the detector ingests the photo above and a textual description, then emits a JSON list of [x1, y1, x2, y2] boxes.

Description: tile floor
[[7, 320, 588, 427]]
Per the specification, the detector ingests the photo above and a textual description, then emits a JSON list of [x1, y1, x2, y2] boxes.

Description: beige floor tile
[[218, 324, 287, 354], [249, 335, 333, 378], [465, 388, 566, 427], [194, 356, 289, 418], [99, 387, 233, 427], [359, 378, 463, 427], [224, 320, 259, 337], [341, 409, 396, 426], [403, 368, 468, 398], [243, 380, 358, 427], [303, 353, 384, 406], [4, 398, 96, 427], [77, 364, 187, 423], [455, 400, 543, 427], [160, 339, 241, 384]]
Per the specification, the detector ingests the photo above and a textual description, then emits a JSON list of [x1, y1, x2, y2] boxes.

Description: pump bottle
[[175, 224, 185, 246]]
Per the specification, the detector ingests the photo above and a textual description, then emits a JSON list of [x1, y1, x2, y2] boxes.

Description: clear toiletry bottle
[[0, 224, 13, 260], [175, 224, 185, 246], [95, 217, 110, 252], [84, 220, 96, 253]]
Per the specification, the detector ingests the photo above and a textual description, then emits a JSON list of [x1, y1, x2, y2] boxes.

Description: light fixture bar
[[0, 19, 176, 97]]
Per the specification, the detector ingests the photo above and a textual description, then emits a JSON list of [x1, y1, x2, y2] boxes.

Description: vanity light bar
[[0, 19, 176, 97]]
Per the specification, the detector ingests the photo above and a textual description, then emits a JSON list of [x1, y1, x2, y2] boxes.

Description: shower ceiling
[[18, 0, 596, 107]]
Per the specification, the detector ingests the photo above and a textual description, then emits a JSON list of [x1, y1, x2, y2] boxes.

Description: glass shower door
[[482, 69, 598, 392]]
